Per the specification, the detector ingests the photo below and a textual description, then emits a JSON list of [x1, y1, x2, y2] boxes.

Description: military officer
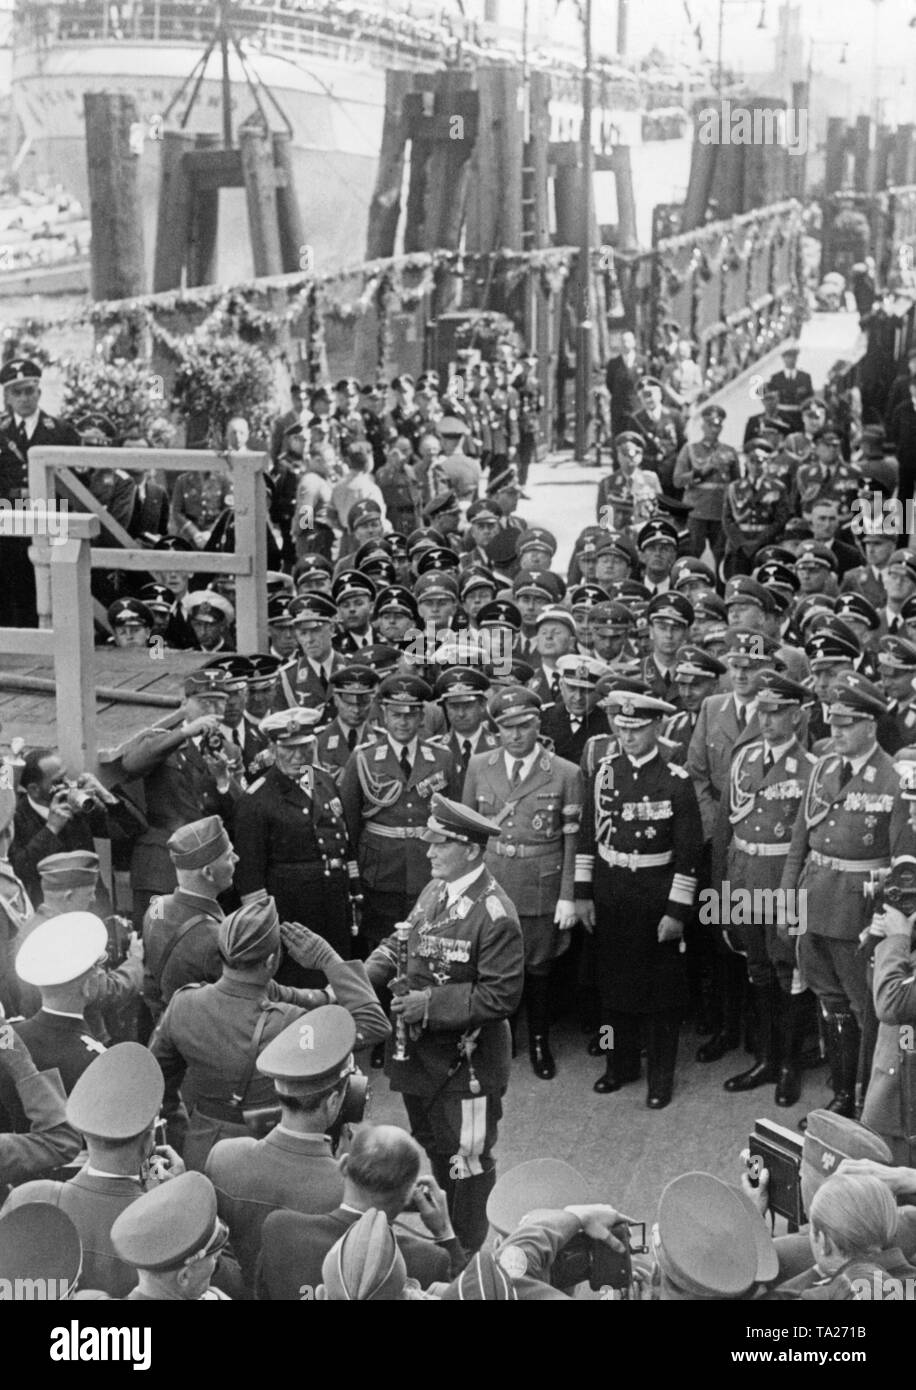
[[205, 1004, 361, 1289], [625, 377, 684, 494], [0, 1042, 184, 1298], [860, 860, 916, 1164], [372, 585, 420, 650], [332, 571, 377, 656], [10, 911, 110, 1095], [672, 403, 741, 560], [110, 1171, 230, 1301], [430, 667, 499, 787], [204, 656, 269, 776], [150, 896, 388, 1170], [876, 635, 916, 754], [277, 593, 348, 711], [780, 678, 909, 1118], [665, 645, 726, 766], [720, 672, 817, 1106], [234, 708, 360, 982], [804, 629, 861, 748], [462, 686, 582, 1081], [636, 517, 680, 597], [339, 674, 458, 958], [0, 356, 81, 627], [588, 600, 638, 667], [366, 795, 524, 1253], [120, 668, 244, 927], [834, 594, 881, 680], [315, 664, 382, 782], [721, 438, 791, 576], [642, 591, 694, 702], [142, 816, 237, 1024], [540, 653, 610, 764], [575, 692, 702, 1108]]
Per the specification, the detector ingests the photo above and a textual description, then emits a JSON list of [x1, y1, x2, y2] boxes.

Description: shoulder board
[[487, 750, 500, 766], [245, 776, 266, 795], [486, 895, 505, 921], [804, 752, 817, 764], [667, 762, 689, 779], [419, 744, 436, 762], [426, 734, 448, 747], [355, 739, 378, 751]]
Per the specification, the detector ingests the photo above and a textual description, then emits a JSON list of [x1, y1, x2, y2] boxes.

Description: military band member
[[143, 817, 236, 1024], [780, 677, 908, 1118], [278, 594, 347, 711], [431, 667, 499, 786], [366, 795, 524, 1253], [234, 708, 360, 981], [315, 665, 382, 782], [720, 672, 817, 1107], [462, 687, 582, 1080], [339, 675, 458, 955], [150, 895, 388, 1170], [575, 693, 702, 1108]]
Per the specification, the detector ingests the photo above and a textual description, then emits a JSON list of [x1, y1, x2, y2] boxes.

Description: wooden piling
[[239, 123, 283, 278], [83, 92, 147, 302], [153, 128, 195, 291]]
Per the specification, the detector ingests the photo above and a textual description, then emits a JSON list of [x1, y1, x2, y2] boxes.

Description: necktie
[[549, 670, 561, 699], [838, 759, 852, 789], [347, 727, 357, 751], [762, 750, 774, 774], [662, 669, 672, 694], [890, 616, 901, 634], [400, 745, 412, 781], [736, 704, 746, 730], [318, 665, 328, 692], [510, 758, 523, 788], [461, 739, 472, 771]]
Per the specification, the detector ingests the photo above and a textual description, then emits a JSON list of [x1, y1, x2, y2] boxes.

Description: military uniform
[[576, 693, 701, 1104], [277, 650, 347, 712], [429, 724, 501, 787], [366, 800, 524, 1253], [142, 888, 223, 1023], [781, 683, 908, 1115], [234, 763, 358, 970], [339, 732, 458, 948], [722, 473, 791, 575], [861, 930, 916, 1164], [315, 716, 382, 783]]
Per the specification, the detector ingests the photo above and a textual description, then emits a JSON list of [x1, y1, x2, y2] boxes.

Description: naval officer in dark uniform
[[575, 692, 702, 1108], [366, 795, 524, 1254], [234, 706, 361, 982], [0, 356, 80, 627]]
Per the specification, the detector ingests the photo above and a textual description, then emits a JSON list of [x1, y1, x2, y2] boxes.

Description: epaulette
[[355, 739, 378, 752], [485, 895, 505, 921], [245, 776, 266, 795], [667, 762, 689, 779], [803, 751, 817, 764]]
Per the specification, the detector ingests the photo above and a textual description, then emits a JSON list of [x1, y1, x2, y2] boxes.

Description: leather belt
[[365, 824, 425, 840], [193, 1099, 246, 1125], [733, 836, 790, 858], [598, 846, 674, 872], [809, 850, 888, 873], [494, 840, 559, 859]]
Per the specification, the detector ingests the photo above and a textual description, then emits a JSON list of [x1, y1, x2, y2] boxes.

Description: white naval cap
[[15, 910, 108, 987]]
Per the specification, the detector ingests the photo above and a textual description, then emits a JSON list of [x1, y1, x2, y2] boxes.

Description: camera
[[861, 860, 916, 960], [550, 1221, 648, 1294], [747, 1118, 805, 1230], [199, 728, 226, 757], [57, 779, 95, 814]]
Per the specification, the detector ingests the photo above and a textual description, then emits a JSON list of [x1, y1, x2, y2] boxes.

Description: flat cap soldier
[[366, 795, 523, 1253], [142, 816, 237, 1024], [780, 677, 909, 1117], [234, 707, 360, 984], [576, 692, 702, 1108]]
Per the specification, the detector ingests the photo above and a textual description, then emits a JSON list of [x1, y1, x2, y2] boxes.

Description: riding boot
[[724, 982, 780, 1092], [855, 994, 879, 1118], [645, 1011, 680, 1109], [775, 989, 807, 1107], [822, 1004, 860, 1118], [696, 951, 746, 1062], [525, 972, 556, 1080]]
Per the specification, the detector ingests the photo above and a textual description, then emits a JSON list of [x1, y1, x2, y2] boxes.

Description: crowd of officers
[[1, 332, 916, 1300]]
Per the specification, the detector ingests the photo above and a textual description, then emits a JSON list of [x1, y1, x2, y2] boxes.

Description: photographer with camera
[[256, 1122, 464, 1300], [11, 747, 140, 909], [860, 853, 916, 1164], [121, 669, 245, 928]]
